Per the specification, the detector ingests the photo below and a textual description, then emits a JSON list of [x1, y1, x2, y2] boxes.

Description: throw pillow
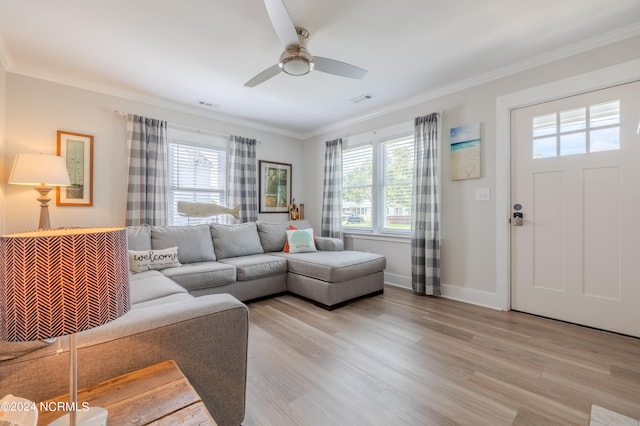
[[283, 224, 316, 252], [282, 224, 298, 252], [129, 247, 182, 273], [285, 228, 317, 253]]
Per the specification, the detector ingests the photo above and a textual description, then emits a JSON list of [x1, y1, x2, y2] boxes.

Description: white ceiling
[[1, 0, 639, 138]]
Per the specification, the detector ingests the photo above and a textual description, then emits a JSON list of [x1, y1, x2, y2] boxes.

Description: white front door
[[510, 80, 640, 337]]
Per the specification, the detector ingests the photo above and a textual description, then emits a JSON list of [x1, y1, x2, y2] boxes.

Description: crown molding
[[303, 22, 640, 140], [4, 61, 307, 140]]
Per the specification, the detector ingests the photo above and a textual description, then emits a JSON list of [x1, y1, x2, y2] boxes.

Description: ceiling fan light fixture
[[278, 26, 315, 76], [280, 57, 314, 76]]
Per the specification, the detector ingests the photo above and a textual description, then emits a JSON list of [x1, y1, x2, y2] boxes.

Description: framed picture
[[259, 160, 291, 213], [56, 130, 94, 206], [450, 122, 481, 180]]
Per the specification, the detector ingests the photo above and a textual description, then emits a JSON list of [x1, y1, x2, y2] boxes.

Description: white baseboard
[[440, 284, 504, 311], [383, 272, 411, 289], [383, 273, 505, 311]]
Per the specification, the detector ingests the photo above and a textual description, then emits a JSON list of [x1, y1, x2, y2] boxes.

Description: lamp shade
[[0, 227, 130, 342], [9, 153, 71, 187]]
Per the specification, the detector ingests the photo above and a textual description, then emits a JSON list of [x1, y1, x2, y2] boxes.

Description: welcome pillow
[[129, 246, 182, 272], [285, 228, 317, 253]]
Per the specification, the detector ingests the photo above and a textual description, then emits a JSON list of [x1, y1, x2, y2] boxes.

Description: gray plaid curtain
[[411, 113, 440, 295], [228, 135, 258, 223], [125, 114, 169, 226], [321, 138, 343, 238]]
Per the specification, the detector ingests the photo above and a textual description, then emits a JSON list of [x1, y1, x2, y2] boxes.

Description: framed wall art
[[259, 160, 291, 213], [450, 122, 481, 180], [56, 130, 94, 206]]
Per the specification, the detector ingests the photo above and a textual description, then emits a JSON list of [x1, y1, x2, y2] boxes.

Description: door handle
[[512, 212, 524, 226]]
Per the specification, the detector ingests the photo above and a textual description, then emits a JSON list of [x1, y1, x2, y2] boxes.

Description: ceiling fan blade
[[313, 56, 368, 80], [244, 64, 282, 87], [264, 0, 299, 48]]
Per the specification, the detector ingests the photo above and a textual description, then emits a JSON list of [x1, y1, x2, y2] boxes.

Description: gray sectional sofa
[[130, 219, 386, 309], [0, 220, 385, 426]]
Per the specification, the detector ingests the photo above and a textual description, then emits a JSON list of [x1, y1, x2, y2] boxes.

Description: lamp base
[[33, 185, 53, 230], [48, 407, 108, 426]]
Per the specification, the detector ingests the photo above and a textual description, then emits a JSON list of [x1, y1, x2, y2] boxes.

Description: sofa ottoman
[[272, 250, 386, 309]]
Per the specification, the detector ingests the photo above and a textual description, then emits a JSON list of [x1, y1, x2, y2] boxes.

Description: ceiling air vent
[[350, 94, 375, 104], [198, 100, 218, 108]]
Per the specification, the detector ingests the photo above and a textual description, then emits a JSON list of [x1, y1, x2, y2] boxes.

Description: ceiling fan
[[244, 0, 368, 87]]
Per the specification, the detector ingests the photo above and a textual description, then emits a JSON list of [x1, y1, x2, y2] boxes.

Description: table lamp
[[0, 227, 130, 426], [8, 153, 71, 230]]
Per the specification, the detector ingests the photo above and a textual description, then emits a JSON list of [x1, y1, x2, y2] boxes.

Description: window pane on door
[[560, 133, 586, 156], [533, 136, 557, 158], [533, 114, 557, 137], [532, 99, 621, 159], [590, 101, 620, 127], [590, 128, 620, 152], [560, 108, 586, 133]]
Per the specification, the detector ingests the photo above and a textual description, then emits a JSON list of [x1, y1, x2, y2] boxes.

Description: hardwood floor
[[243, 286, 640, 425]]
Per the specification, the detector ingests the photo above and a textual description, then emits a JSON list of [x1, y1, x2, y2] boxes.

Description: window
[[342, 133, 414, 234], [382, 136, 414, 230], [343, 145, 372, 227], [168, 141, 226, 225], [532, 100, 620, 158]]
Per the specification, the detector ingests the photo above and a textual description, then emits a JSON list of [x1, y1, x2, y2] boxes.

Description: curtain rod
[[113, 110, 261, 142]]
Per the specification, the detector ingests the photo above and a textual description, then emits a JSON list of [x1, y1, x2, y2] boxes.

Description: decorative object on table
[[177, 201, 241, 221], [8, 153, 71, 230], [288, 198, 303, 220], [0, 227, 130, 426], [450, 123, 481, 180], [259, 160, 291, 213], [56, 131, 94, 206]]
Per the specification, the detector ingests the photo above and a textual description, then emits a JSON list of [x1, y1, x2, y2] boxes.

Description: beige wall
[[2, 74, 303, 233], [302, 35, 640, 308]]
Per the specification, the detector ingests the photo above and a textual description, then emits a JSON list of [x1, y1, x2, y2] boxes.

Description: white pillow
[[128, 247, 181, 272], [285, 228, 317, 253]]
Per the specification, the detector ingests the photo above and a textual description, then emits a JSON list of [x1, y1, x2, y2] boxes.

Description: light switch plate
[[475, 187, 491, 201]]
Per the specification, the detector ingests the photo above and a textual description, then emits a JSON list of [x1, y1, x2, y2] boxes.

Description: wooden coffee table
[[37, 360, 217, 425]]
